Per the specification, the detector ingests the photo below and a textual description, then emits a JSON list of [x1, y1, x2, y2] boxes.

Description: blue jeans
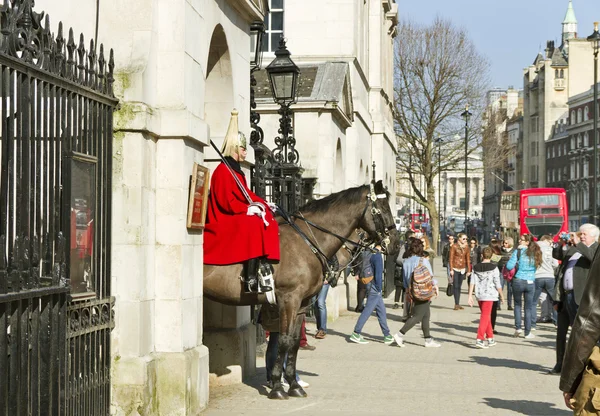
[[353, 283, 390, 336], [512, 279, 535, 335], [506, 279, 513, 307], [266, 332, 299, 383], [453, 271, 465, 306], [532, 278, 556, 328], [314, 283, 329, 332]]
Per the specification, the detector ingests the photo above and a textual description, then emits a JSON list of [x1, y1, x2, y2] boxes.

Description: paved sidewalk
[[204, 259, 569, 415]]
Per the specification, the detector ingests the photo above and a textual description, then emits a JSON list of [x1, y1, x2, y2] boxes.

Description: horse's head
[[359, 180, 400, 256]]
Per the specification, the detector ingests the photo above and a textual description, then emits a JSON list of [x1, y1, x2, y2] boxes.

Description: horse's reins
[[276, 187, 392, 283]]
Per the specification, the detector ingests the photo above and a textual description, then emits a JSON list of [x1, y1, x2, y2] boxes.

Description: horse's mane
[[299, 185, 368, 214]]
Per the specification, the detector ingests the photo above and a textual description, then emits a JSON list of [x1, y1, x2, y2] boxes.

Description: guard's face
[[238, 146, 247, 162]]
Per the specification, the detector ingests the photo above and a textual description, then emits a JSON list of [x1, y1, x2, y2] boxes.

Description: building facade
[[37, 0, 269, 413], [482, 88, 522, 239], [253, 0, 399, 315], [522, 1, 594, 188]]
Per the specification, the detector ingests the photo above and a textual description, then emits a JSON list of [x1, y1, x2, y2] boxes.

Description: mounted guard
[[203, 110, 279, 293]]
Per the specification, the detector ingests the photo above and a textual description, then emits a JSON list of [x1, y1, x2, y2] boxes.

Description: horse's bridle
[[364, 183, 396, 253]]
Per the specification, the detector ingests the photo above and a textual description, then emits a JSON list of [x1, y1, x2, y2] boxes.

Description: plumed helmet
[[221, 109, 247, 157]]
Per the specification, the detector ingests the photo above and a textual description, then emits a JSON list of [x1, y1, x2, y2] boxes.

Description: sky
[[399, 0, 600, 89]]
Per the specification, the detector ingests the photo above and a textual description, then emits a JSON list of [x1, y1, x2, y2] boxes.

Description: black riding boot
[[245, 258, 259, 292]]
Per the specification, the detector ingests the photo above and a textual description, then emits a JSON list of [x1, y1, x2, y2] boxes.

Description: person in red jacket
[[203, 110, 280, 292]]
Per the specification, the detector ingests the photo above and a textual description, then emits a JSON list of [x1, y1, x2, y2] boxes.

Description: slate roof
[[551, 47, 568, 67], [254, 61, 353, 120]]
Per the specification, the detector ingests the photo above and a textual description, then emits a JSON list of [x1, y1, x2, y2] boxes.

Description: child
[[468, 247, 504, 348]]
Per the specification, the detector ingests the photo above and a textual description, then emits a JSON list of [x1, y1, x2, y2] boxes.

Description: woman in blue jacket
[[506, 234, 542, 338]]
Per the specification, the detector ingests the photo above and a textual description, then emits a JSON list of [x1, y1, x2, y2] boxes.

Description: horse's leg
[[268, 297, 302, 400], [285, 312, 307, 398]]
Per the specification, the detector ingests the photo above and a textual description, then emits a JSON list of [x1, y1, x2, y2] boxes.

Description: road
[[204, 258, 569, 415]]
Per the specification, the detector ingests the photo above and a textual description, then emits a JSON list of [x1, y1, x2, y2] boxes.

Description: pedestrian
[[468, 247, 504, 348], [299, 317, 316, 350], [260, 305, 309, 389], [488, 239, 503, 332], [498, 237, 515, 311], [392, 250, 405, 310], [531, 235, 558, 330], [505, 234, 542, 339], [313, 281, 329, 339], [349, 245, 393, 345], [559, 232, 600, 413], [449, 232, 470, 310], [442, 234, 455, 286], [468, 237, 481, 286], [391, 238, 441, 348], [550, 223, 599, 375], [421, 235, 436, 272]]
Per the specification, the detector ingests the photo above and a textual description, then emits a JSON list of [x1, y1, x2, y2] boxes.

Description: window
[[552, 145, 556, 158], [585, 106, 590, 121], [585, 132, 589, 147], [572, 111, 576, 125], [263, 0, 284, 53], [578, 109, 583, 124], [547, 170, 551, 183], [571, 136, 576, 149], [560, 69, 565, 78], [528, 195, 559, 206]]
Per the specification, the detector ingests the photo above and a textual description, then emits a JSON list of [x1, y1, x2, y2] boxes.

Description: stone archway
[[202, 25, 256, 387], [205, 25, 234, 146]]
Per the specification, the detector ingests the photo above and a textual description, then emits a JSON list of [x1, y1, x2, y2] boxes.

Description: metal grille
[[0, 1, 117, 414]]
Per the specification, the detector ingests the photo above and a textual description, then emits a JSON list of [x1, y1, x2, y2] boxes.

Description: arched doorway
[[202, 25, 256, 387], [205, 25, 234, 148]]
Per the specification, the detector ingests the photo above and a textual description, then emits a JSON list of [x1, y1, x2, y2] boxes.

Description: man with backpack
[[391, 238, 441, 348], [349, 245, 393, 345]]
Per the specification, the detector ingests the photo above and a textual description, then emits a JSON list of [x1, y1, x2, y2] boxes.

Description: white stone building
[[253, 0, 398, 315], [522, 0, 594, 188], [37, 0, 268, 413]]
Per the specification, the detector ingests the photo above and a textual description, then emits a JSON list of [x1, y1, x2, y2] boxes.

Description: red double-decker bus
[[499, 188, 568, 242]]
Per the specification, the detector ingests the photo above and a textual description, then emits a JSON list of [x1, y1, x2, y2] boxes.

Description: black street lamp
[[250, 21, 265, 147], [266, 38, 301, 166], [250, 21, 265, 70], [588, 22, 600, 225], [461, 105, 472, 225], [435, 137, 443, 249]]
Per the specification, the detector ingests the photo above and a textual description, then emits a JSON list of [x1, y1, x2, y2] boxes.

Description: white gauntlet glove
[[267, 202, 278, 213], [247, 203, 269, 227], [247, 205, 262, 216]]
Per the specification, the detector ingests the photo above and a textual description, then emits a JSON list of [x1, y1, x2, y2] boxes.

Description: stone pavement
[[204, 258, 570, 415]]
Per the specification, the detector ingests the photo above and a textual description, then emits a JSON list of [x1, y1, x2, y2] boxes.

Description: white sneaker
[[424, 338, 441, 348], [514, 329, 523, 338], [524, 333, 535, 339], [298, 379, 309, 388], [393, 332, 405, 348]]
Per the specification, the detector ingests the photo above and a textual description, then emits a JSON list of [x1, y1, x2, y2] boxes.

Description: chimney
[[545, 40, 555, 59]]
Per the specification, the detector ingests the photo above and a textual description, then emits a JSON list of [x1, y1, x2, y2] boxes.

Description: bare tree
[[394, 17, 490, 252]]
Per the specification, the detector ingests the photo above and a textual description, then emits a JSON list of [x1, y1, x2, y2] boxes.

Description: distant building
[[522, 0, 594, 189], [482, 88, 522, 240]]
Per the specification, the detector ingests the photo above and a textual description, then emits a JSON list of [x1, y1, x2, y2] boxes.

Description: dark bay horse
[[203, 180, 400, 399]]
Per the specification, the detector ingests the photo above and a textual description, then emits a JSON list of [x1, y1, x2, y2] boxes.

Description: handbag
[[446, 282, 453, 297], [502, 249, 521, 281]]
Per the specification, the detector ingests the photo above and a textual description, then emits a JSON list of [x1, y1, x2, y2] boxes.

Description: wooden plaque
[[187, 163, 211, 230]]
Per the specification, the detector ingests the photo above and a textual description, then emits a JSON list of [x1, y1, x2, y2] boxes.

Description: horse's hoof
[[288, 387, 307, 398], [268, 388, 289, 400]]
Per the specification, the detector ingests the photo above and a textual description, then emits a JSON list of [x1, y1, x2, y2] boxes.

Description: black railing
[[0, 1, 117, 414]]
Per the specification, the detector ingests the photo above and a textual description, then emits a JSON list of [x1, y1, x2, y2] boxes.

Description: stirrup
[[258, 263, 277, 305]]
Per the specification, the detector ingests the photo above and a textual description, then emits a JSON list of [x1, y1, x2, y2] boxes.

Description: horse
[[203, 180, 400, 399]]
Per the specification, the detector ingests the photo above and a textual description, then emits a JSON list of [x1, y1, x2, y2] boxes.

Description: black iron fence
[[0, 1, 117, 414]]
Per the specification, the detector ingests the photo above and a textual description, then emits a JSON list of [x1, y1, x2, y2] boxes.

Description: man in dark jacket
[[551, 224, 599, 375], [559, 228, 600, 412], [442, 235, 455, 280]]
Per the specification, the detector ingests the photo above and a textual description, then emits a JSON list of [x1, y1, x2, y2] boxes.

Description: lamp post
[[265, 38, 302, 211], [588, 22, 600, 225], [435, 137, 443, 250], [461, 105, 472, 226]]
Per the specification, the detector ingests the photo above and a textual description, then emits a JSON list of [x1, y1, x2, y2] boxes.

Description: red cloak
[[203, 159, 280, 265]]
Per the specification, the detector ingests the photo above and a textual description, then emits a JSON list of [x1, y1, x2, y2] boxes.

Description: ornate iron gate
[[0, 1, 117, 414]]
